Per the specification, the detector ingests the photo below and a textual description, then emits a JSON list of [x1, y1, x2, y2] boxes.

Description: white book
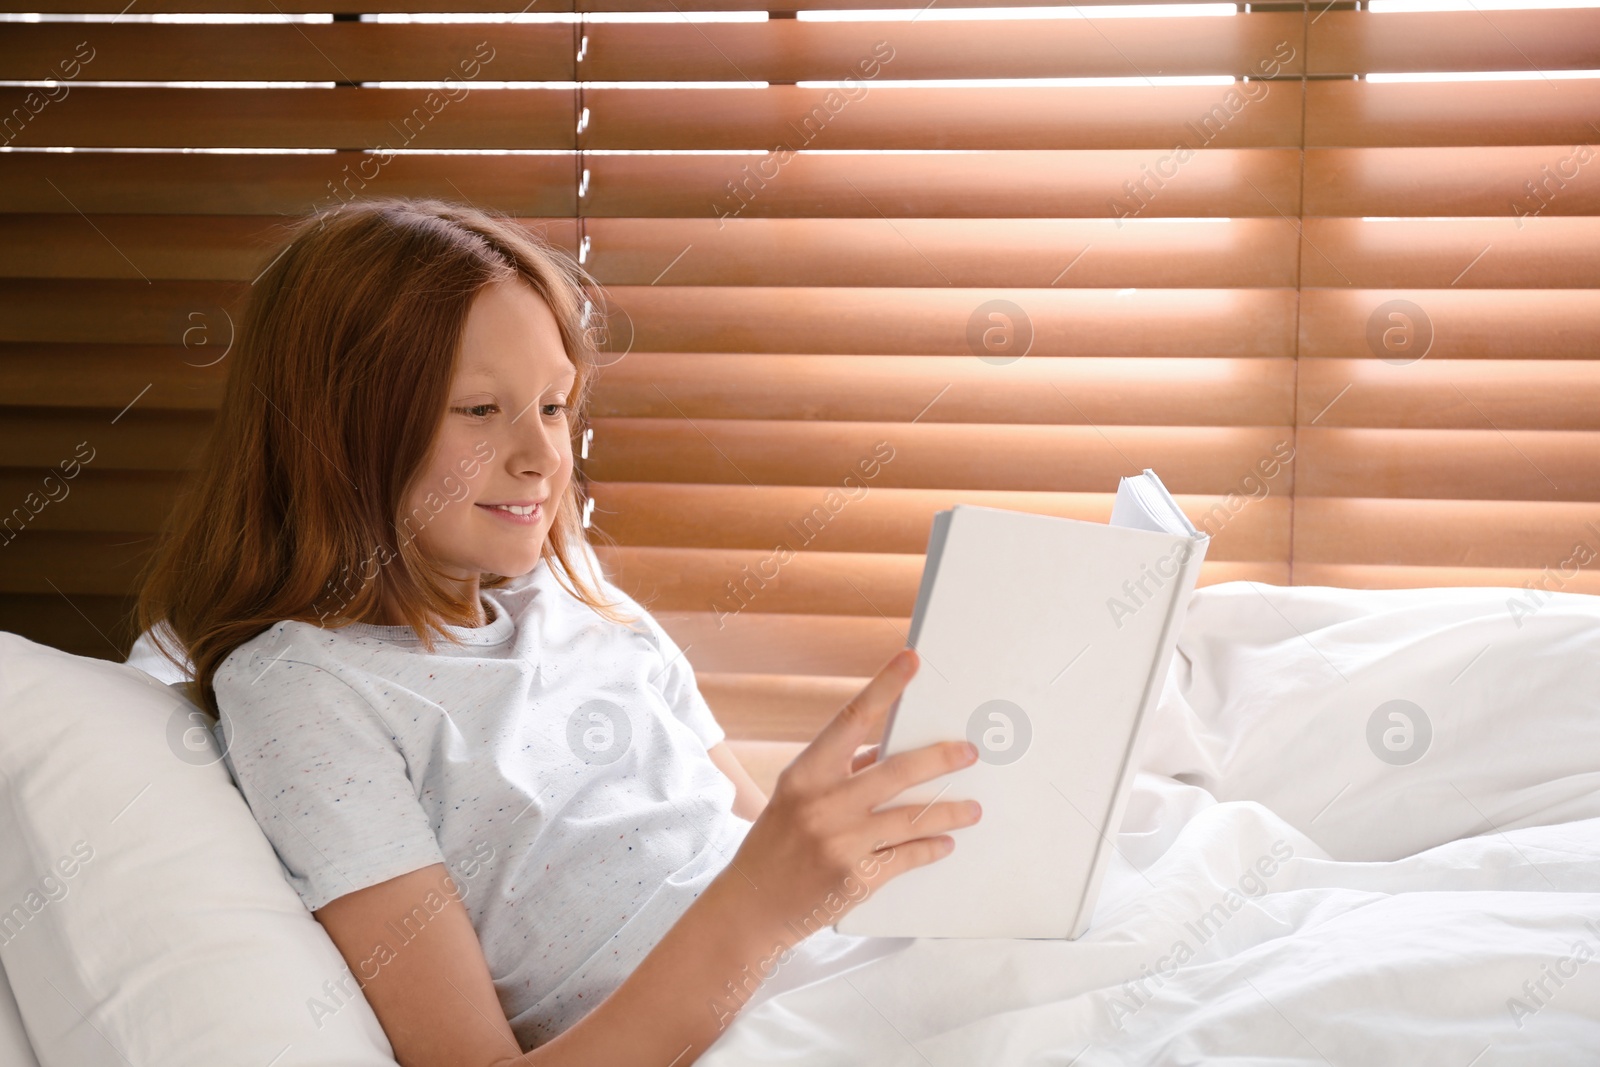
[[834, 469, 1210, 939]]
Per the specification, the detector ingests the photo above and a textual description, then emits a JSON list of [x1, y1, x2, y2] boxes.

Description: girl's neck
[[352, 586, 496, 629]]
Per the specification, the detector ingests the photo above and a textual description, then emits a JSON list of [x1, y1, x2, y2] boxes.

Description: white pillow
[[0, 631, 398, 1067], [1149, 580, 1600, 861], [123, 619, 188, 685]]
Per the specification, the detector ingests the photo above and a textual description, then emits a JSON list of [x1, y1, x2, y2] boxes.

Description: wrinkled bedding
[[702, 581, 1600, 1065]]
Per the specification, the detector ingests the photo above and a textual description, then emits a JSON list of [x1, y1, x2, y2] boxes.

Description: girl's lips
[[477, 502, 542, 526]]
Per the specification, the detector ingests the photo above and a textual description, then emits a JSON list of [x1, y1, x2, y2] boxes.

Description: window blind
[[0, 1, 1595, 752]]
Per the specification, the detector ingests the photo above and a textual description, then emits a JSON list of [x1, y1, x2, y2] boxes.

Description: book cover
[[835, 470, 1209, 939]]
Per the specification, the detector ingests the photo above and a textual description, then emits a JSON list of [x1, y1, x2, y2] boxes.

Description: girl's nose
[[510, 412, 564, 478]]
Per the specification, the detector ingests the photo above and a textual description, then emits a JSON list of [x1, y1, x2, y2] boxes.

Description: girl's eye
[[455, 401, 567, 420]]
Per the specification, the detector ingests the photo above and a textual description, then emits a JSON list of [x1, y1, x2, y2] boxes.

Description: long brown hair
[[134, 198, 638, 718]]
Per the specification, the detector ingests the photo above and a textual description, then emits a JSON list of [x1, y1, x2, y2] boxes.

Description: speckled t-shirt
[[210, 556, 753, 1049]]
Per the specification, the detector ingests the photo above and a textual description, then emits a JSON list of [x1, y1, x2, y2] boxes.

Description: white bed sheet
[[702, 581, 1600, 1065], [0, 958, 43, 1067]]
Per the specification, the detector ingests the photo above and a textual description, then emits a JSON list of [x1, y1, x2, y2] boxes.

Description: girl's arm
[[709, 742, 885, 822], [312, 649, 981, 1067], [707, 741, 769, 819], [313, 857, 793, 1067]]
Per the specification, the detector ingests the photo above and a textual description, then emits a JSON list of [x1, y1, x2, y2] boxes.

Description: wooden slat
[[1292, 497, 1600, 569], [0, 15, 1303, 82], [1300, 217, 1600, 289], [587, 420, 1295, 493], [1299, 289, 1600, 361], [3, 85, 1302, 153], [0, 408, 211, 471], [593, 355, 1294, 426], [4, 0, 580, 10], [1306, 79, 1600, 148], [1305, 147, 1600, 219], [0, 149, 1299, 219], [605, 286, 1297, 356], [590, 484, 1292, 556], [0, 593, 136, 661], [0, 280, 1300, 352], [586, 15, 1305, 81], [1309, 10, 1600, 76], [723, 740, 803, 789], [599, 545, 928, 618], [1297, 428, 1600, 501], [595, 147, 1303, 218], [584, 0, 1267, 10], [703, 674, 860, 738], [0, 471, 182, 534], [586, 218, 1299, 288], [0, 344, 225, 409], [0, 23, 573, 81], [0, 215, 579, 280], [587, 84, 1303, 150], [662, 611, 904, 677], [0, 87, 575, 149], [1292, 563, 1600, 596], [595, 148, 1302, 219], [1298, 359, 1600, 431], [0, 214, 294, 282], [0, 0, 1246, 13], [0, 150, 578, 215], [706, 675, 860, 741], [0, 280, 242, 344], [0, 530, 155, 596]]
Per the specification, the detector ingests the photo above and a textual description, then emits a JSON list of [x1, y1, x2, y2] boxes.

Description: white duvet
[[701, 581, 1600, 1065]]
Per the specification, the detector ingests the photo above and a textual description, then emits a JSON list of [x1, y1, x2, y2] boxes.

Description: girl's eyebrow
[[458, 366, 577, 392]]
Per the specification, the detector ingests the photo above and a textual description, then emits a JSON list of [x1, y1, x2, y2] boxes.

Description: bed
[[2, 579, 1597, 1065]]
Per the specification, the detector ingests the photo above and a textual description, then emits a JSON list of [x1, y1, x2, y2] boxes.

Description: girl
[[133, 198, 982, 1066]]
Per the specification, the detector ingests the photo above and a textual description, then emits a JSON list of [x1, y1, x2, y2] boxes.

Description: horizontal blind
[[1296, 6, 1600, 594], [1, 3, 1594, 745], [580, 11, 1299, 739], [0, 8, 583, 664]]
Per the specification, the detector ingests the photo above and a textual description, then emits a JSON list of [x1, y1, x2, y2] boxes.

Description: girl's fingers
[[847, 738, 978, 811], [849, 833, 959, 897], [849, 744, 880, 773], [863, 798, 981, 854], [795, 649, 918, 777]]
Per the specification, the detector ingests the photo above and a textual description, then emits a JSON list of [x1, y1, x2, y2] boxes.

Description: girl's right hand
[[720, 647, 983, 931]]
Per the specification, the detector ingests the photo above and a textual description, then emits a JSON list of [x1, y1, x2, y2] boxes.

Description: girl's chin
[[490, 543, 548, 576]]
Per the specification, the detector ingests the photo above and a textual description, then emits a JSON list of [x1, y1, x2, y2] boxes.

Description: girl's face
[[403, 278, 577, 602]]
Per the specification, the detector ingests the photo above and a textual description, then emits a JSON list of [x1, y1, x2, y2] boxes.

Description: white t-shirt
[[209, 556, 754, 1048]]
